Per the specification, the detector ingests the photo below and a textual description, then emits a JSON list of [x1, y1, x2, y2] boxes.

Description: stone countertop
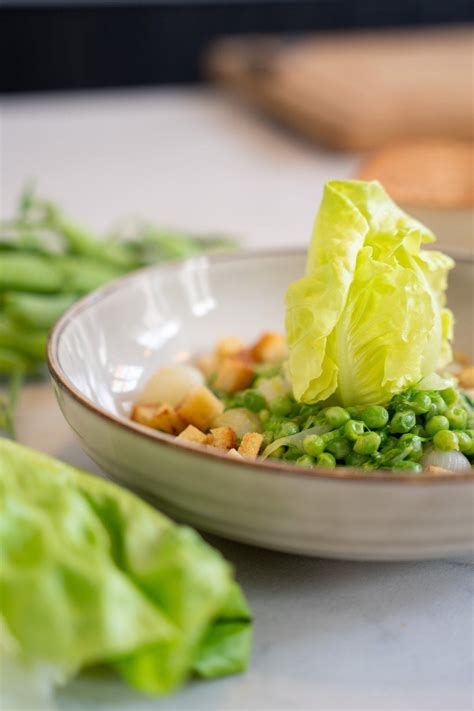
[[2, 88, 473, 711]]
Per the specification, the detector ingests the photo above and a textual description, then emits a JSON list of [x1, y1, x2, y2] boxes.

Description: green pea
[[325, 437, 351, 459], [303, 434, 325, 458], [409, 391, 432, 414], [321, 429, 343, 445], [276, 421, 299, 438], [392, 460, 422, 473], [361, 405, 389, 429], [316, 452, 336, 468], [441, 387, 458, 406], [445, 406, 467, 430], [390, 410, 416, 434], [347, 406, 362, 419], [264, 414, 283, 432], [269, 446, 285, 459], [344, 419, 365, 441], [345, 452, 369, 467], [425, 415, 450, 437], [243, 390, 267, 413], [433, 430, 459, 451], [354, 432, 381, 455], [283, 450, 302, 462], [323, 406, 350, 428], [269, 395, 293, 417], [262, 431, 274, 447], [429, 392, 447, 415], [295, 455, 314, 467], [455, 431, 473, 454], [259, 409, 270, 424]]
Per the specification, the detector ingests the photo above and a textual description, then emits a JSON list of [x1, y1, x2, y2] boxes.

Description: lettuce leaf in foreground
[[0, 440, 252, 700], [285, 180, 454, 406]]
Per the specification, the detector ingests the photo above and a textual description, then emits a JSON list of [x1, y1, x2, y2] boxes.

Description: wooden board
[[205, 28, 474, 151]]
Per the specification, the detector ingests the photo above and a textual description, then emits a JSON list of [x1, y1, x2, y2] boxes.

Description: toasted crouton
[[196, 353, 219, 379], [177, 425, 208, 445], [251, 332, 287, 364], [213, 357, 254, 393], [177, 386, 224, 430], [226, 448, 244, 460], [207, 426, 237, 450], [131, 403, 186, 435], [426, 465, 453, 475], [216, 336, 244, 359], [458, 366, 474, 389], [238, 432, 264, 458]]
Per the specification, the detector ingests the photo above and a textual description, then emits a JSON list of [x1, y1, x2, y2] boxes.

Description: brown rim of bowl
[[47, 247, 474, 485]]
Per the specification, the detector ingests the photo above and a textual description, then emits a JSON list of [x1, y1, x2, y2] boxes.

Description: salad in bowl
[[130, 180, 473, 475]]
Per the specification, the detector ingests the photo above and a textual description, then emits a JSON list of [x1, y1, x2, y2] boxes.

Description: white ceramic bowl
[[48, 250, 474, 561]]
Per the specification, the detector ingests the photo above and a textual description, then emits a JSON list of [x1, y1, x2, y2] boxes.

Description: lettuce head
[[0, 440, 252, 704], [285, 180, 454, 406]]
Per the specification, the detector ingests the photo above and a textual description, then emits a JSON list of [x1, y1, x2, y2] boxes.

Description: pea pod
[[4, 292, 77, 330], [0, 253, 64, 293], [0, 316, 48, 361]]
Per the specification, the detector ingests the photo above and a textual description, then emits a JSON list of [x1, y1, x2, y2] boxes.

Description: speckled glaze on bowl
[[48, 250, 474, 561]]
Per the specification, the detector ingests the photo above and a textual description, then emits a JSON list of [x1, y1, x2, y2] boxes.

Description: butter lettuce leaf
[[0, 440, 251, 701], [286, 180, 454, 406]]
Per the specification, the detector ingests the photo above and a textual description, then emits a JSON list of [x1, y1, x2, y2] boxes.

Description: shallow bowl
[[48, 250, 474, 560]]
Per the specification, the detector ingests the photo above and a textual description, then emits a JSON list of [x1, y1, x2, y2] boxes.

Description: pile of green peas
[[253, 384, 474, 473]]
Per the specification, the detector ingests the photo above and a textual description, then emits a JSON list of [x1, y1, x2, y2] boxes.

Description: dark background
[[1, 0, 472, 93]]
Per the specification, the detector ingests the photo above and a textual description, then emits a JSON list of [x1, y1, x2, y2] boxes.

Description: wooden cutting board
[[205, 28, 474, 151]]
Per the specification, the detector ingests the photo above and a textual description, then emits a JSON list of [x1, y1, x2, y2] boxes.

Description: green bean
[[4, 292, 76, 329], [0, 253, 64, 293], [0, 317, 47, 360], [0, 347, 35, 374]]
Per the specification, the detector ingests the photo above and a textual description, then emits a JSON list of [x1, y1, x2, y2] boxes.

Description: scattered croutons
[[131, 403, 186, 435], [177, 386, 224, 430], [177, 425, 208, 445], [213, 357, 254, 393], [216, 336, 244, 359], [196, 353, 219, 379], [238, 432, 264, 458], [458, 366, 474, 389], [426, 465, 453, 475], [226, 448, 244, 460], [207, 426, 237, 450], [250, 332, 287, 364]]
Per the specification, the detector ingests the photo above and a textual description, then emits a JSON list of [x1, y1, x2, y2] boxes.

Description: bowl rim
[[48, 247, 474, 485]]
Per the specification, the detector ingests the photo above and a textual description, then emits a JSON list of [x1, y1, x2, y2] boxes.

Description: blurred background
[[1, 1, 473, 255]]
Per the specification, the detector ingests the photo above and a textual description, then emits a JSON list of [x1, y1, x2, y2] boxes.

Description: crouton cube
[[458, 366, 474, 389], [426, 465, 453, 475], [213, 357, 254, 393], [196, 353, 219, 379], [251, 332, 287, 364], [226, 448, 244, 460], [177, 386, 224, 430], [238, 432, 264, 458], [131, 403, 186, 435], [216, 336, 244, 359], [177, 425, 208, 445], [207, 426, 237, 450]]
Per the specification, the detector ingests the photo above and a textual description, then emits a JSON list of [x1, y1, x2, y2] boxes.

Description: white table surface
[[1, 89, 473, 711]]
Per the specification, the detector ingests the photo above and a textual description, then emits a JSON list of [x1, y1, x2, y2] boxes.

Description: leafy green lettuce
[[0, 440, 252, 701], [286, 180, 454, 406]]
